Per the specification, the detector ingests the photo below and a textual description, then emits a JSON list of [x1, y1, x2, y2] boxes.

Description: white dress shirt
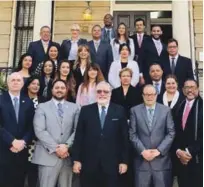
[[93, 39, 101, 52], [98, 103, 109, 116], [52, 98, 65, 108], [152, 38, 162, 55], [68, 39, 79, 60]]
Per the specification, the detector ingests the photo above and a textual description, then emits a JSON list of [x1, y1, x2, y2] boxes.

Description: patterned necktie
[[95, 42, 99, 52], [100, 106, 106, 129], [182, 101, 191, 130], [13, 97, 19, 122], [58, 103, 64, 122], [147, 108, 154, 130], [154, 82, 160, 94], [106, 30, 110, 42], [171, 57, 176, 74], [43, 43, 48, 53], [138, 34, 142, 48]]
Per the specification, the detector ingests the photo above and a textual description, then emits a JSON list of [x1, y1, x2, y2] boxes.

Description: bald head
[[7, 72, 24, 93]]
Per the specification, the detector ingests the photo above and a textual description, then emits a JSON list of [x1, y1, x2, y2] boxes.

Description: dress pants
[[80, 163, 118, 187], [25, 162, 38, 187], [0, 162, 27, 187]]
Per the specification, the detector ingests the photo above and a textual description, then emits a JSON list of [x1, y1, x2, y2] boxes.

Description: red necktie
[[182, 101, 191, 129]]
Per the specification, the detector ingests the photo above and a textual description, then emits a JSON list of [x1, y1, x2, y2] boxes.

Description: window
[[13, 1, 35, 67]]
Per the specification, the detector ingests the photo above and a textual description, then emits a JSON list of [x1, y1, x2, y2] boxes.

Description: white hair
[[70, 24, 81, 31], [96, 81, 112, 92], [7, 72, 23, 84]]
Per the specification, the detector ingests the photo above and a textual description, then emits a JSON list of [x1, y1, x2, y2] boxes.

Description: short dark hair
[[149, 63, 162, 71], [134, 18, 145, 26], [51, 79, 67, 89], [167, 38, 178, 46], [151, 25, 162, 31], [104, 14, 113, 20], [184, 79, 199, 88], [40, 25, 51, 32], [119, 43, 131, 54]]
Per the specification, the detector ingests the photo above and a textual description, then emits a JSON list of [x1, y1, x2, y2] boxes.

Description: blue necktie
[[106, 30, 110, 42], [147, 108, 154, 130], [171, 57, 175, 74], [155, 83, 160, 94], [100, 106, 106, 129], [13, 97, 19, 122], [58, 103, 64, 122]]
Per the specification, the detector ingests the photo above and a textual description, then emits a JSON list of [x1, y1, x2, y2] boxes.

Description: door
[[113, 11, 151, 36]]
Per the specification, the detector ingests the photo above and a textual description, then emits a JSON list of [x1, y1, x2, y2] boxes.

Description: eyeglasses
[[143, 93, 156, 97], [168, 46, 177, 49], [96, 90, 110, 94], [184, 86, 197, 90]]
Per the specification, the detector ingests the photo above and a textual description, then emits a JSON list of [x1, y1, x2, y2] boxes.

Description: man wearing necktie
[[32, 79, 80, 187], [0, 72, 35, 187], [129, 84, 175, 187], [173, 79, 203, 187], [73, 81, 129, 187]]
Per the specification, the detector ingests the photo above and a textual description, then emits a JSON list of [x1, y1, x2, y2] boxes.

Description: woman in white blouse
[[110, 22, 135, 61], [108, 43, 139, 88]]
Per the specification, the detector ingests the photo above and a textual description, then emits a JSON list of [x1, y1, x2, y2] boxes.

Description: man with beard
[[101, 14, 116, 43], [72, 81, 129, 187], [140, 25, 168, 82], [172, 79, 203, 187], [32, 79, 80, 187]]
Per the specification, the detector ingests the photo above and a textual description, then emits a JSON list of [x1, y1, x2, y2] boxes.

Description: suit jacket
[[73, 67, 86, 92], [161, 55, 194, 89], [101, 27, 116, 42], [60, 38, 87, 60], [173, 97, 203, 170], [129, 103, 175, 170], [88, 40, 113, 79], [27, 40, 60, 71], [111, 85, 143, 119], [72, 103, 129, 175], [140, 37, 168, 81], [31, 100, 80, 166], [0, 92, 35, 164]]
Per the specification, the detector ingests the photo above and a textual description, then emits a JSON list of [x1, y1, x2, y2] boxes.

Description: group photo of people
[[0, 13, 202, 187]]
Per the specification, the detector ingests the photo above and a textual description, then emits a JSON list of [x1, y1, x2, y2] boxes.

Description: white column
[[33, 0, 52, 41], [172, 0, 191, 58]]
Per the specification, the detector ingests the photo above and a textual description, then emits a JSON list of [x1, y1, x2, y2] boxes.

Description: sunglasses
[[96, 90, 110, 94]]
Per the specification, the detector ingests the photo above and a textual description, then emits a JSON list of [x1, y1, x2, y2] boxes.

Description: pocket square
[[112, 118, 119, 121]]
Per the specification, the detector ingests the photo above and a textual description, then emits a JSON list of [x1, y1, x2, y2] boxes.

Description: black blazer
[[111, 85, 143, 119], [88, 40, 113, 79], [60, 38, 87, 60], [72, 103, 129, 175], [140, 37, 168, 81], [73, 67, 85, 92], [27, 40, 60, 71], [161, 55, 194, 89], [39, 77, 53, 101], [173, 96, 203, 172], [0, 92, 35, 164]]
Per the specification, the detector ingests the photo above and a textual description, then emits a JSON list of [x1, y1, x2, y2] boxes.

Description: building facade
[[0, 0, 203, 90]]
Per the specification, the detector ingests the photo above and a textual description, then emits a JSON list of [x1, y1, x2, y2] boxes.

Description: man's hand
[[73, 161, 82, 174], [151, 149, 161, 157], [119, 163, 128, 174], [176, 149, 192, 165], [10, 146, 18, 153], [12, 139, 26, 152], [141, 150, 155, 161], [56, 144, 69, 159]]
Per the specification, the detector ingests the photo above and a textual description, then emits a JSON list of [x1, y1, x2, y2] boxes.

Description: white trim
[[8, 0, 17, 67]]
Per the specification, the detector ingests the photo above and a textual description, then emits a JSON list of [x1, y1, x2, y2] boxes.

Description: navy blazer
[[27, 40, 60, 71], [0, 92, 35, 164], [60, 38, 87, 60], [161, 55, 194, 89], [72, 103, 129, 175], [88, 40, 113, 79], [101, 27, 116, 42]]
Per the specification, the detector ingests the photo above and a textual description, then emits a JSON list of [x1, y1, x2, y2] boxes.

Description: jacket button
[[61, 133, 63, 136]]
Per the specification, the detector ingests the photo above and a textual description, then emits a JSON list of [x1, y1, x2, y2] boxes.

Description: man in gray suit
[[129, 84, 175, 187], [32, 79, 80, 187]]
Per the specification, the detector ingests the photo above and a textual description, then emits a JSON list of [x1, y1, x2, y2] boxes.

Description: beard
[[53, 94, 65, 101]]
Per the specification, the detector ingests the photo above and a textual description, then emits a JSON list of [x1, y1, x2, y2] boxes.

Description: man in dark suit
[[0, 72, 35, 187], [72, 81, 129, 187], [101, 14, 116, 43], [173, 79, 202, 187], [140, 25, 168, 83], [60, 24, 87, 68], [88, 25, 113, 79], [161, 38, 194, 89], [129, 84, 175, 187], [148, 63, 165, 103], [27, 25, 60, 72]]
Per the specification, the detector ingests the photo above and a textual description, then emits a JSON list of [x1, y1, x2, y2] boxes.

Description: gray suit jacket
[[129, 103, 175, 171], [32, 100, 80, 166]]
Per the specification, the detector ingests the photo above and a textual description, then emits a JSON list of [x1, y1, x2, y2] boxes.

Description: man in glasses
[[161, 38, 194, 89], [172, 79, 202, 187], [129, 84, 175, 187], [72, 81, 129, 187]]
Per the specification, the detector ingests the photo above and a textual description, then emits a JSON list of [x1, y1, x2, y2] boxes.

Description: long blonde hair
[[73, 45, 91, 70]]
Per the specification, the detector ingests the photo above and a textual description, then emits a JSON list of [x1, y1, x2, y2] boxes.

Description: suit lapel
[[92, 104, 102, 130], [150, 39, 159, 56], [151, 103, 159, 130], [174, 55, 181, 75], [39, 40, 46, 55], [90, 41, 97, 54], [96, 42, 102, 54], [5, 93, 17, 124]]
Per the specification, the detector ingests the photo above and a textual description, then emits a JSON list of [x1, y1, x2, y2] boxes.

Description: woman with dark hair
[[23, 76, 45, 187], [38, 59, 56, 100], [110, 22, 135, 61], [35, 43, 60, 75], [73, 45, 91, 91], [108, 43, 140, 88], [15, 53, 33, 83], [55, 59, 76, 102], [76, 63, 104, 106]]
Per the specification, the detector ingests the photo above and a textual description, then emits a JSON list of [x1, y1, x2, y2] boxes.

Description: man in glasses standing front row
[[72, 81, 129, 187]]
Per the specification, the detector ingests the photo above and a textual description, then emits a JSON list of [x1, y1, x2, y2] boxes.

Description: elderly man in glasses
[[72, 81, 129, 187]]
